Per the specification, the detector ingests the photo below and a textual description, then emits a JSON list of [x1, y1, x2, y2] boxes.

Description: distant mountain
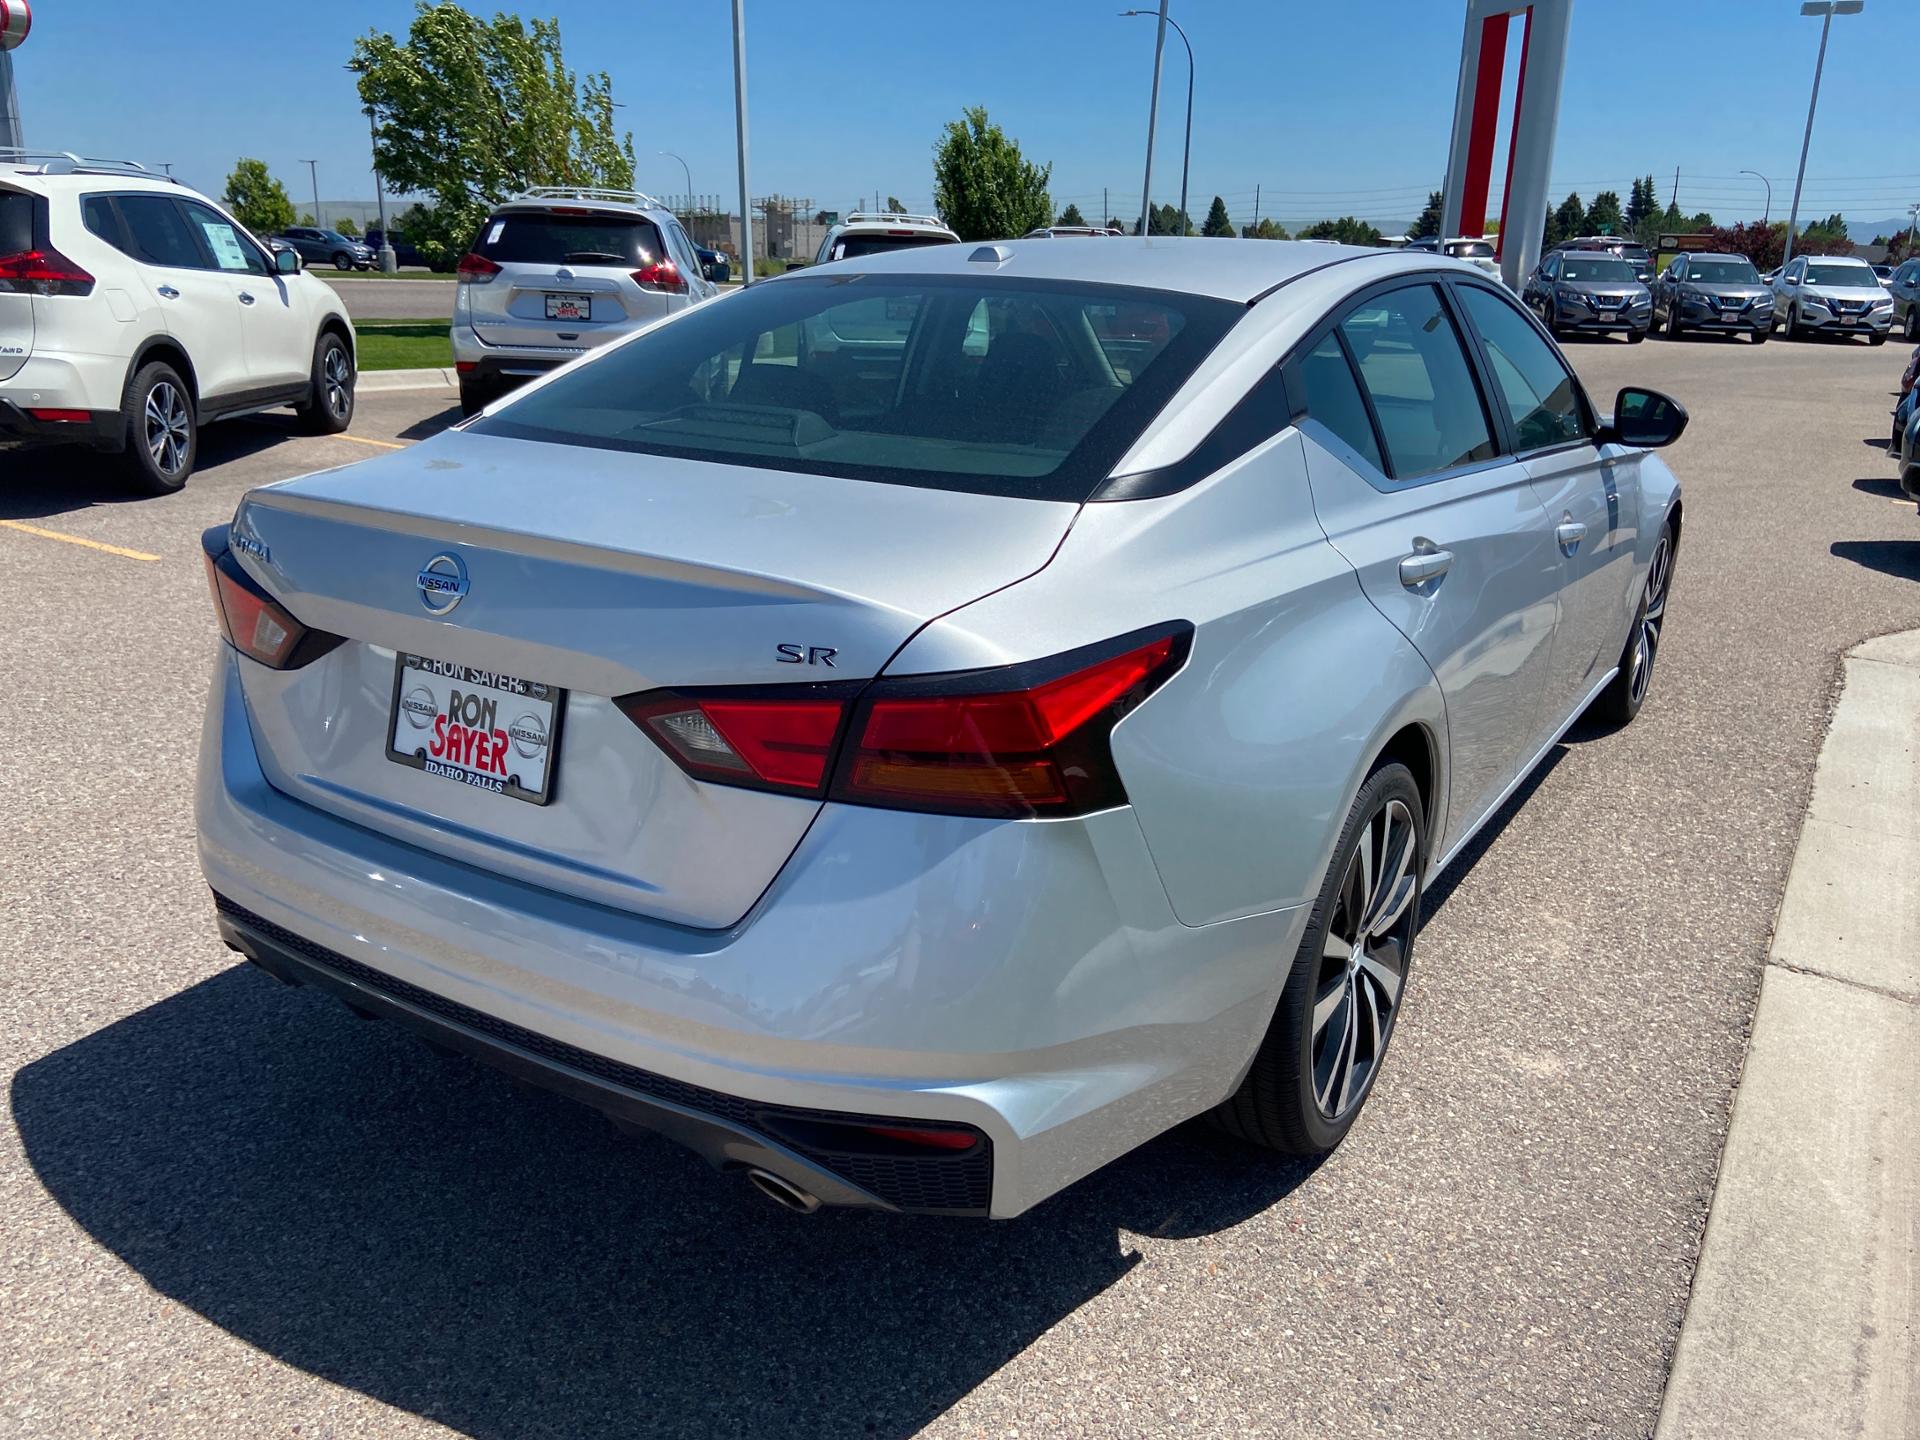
[[1848, 218, 1912, 245]]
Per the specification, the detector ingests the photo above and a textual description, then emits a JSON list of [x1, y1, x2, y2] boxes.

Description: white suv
[[452, 187, 718, 415], [0, 152, 356, 494], [810, 211, 960, 267]]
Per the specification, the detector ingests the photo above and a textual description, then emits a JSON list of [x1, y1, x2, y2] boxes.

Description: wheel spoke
[[1322, 932, 1353, 964], [1362, 802, 1416, 936], [1356, 947, 1403, 1007], [1369, 871, 1418, 937], [1316, 987, 1357, 1114], [1312, 976, 1347, 1035]]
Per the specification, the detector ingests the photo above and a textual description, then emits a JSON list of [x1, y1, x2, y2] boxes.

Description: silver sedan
[[197, 238, 1686, 1216]]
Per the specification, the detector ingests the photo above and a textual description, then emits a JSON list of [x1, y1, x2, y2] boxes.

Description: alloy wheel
[[144, 382, 191, 477], [323, 345, 353, 421], [1628, 534, 1672, 708], [1311, 797, 1418, 1121]]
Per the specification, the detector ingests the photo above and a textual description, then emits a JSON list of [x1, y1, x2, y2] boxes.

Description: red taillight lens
[[632, 259, 687, 294], [26, 408, 89, 423], [455, 252, 501, 283], [618, 692, 848, 795], [857, 1125, 980, 1151], [200, 528, 344, 671], [618, 626, 1190, 817], [0, 247, 95, 297]]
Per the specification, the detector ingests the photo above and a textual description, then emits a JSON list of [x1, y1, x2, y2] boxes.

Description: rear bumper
[[197, 649, 1305, 1216], [0, 398, 120, 450], [0, 348, 130, 420]]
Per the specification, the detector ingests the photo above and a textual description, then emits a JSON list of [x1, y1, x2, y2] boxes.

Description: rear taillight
[[200, 526, 344, 670], [618, 625, 1190, 817], [0, 247, 95, 297], [632, 259, 687, 294], [455, 252, 501, 283]]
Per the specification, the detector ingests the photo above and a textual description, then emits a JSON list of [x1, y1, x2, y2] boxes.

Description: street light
[[1781, 0, 1863, 272], [1132, 0, 1168, 237], [300, 158, 320, 230], [346, 64, 397, 272], [1122, 8, 1192, 235], [659, 150, 692, 213], [1738, 169, 1772, 226]]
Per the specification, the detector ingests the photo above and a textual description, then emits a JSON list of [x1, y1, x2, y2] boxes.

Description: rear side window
[[474, 212, 662, 266], [0, 190, 32, 254], [1295, 335, 1384, 472], [1455, 285, 1586, 451], [116, 195, 207, 269], [474, 273, 1239, 502], [1338, 284, 1497, 480]]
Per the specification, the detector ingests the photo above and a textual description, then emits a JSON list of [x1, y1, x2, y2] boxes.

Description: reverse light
[[632, 259, 687, 294], [200, 526, 344, 670], [619, 691, 850, 795], [455, 252, 502, 283], [0, 247, 95, 297]]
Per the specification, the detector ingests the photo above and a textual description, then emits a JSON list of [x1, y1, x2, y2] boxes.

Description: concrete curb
[[1656, 631, 1919, 1439], [357, 367, 458, 393]]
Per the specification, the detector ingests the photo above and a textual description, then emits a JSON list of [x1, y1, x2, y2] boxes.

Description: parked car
[[1522, 248, 1652, 341], [451, 186, 719, 415], [1405, 236, 1502, 281], [1769, 255, 1893, 343], [1023, 226, 1125, 238], [363, 227, 424, 269], [1872, 264, 1894, 283], [812, 211, 960, 267], [1886, 256, 1920, 341], [1651, 252, 1773, 342], [0, 151, 355, 493], [273, 225, 376, 271], [1561, 236, 1655, 285], [197, 237, 1686, 1217], [695, 245, 730, 283]]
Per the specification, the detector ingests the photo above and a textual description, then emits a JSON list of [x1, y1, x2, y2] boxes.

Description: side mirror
[[1597, 387, 1688, 449], [1784, 274, 1800, 285], [273, 246, 300, 275]]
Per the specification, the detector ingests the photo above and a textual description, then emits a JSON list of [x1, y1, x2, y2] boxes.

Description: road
[[319, 275, 456, 321], [2, 336, 1917, 1439]]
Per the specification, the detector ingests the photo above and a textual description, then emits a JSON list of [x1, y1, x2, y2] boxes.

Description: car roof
[[787, 235, 1437, 304], [1677, 252, 1755, 263], [0, 166, 183, 197]]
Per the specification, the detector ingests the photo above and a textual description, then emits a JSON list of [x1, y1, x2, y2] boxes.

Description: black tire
[[332, 251, 353, 271], [1212, 762, 1425, 1156], [458, 377, 491, 417], [1627, 327, 1646, 344], [295, 331, 355, 435], [1750, 329, 1770, 344], [1870, 329, 1888, 347], [1664, 303, 1684, 339], [1595, 519, 1675, 726], [119, 360, 196, 495], [1783, 305, 1800, 340], [1905, 308, 1917, 342]]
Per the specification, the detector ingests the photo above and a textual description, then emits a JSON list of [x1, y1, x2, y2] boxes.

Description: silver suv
[[452, 187, 718, 414], [811, 211, 959, 267]]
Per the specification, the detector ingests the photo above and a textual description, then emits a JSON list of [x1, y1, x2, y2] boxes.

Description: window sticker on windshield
[[199, 221, 250, 272], [487, 220, 505, 246]]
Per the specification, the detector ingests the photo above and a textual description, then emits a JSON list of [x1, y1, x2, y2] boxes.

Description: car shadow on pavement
[[12, 963, 1317, 1440], [396, 405, 463, 441], [0, 423, 299, 521], [1852, 475, 1908, 500], [1831, 538, 1920, 581]]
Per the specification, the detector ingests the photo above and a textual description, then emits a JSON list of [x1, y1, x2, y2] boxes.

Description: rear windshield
[[475, 211, 663, 267], [0, 189, 31, 254], [831, 233, 957, 261], [1445, 241, 1495, 259], [1559, 256, 1636, 283], [1620, 246, 1651, 264], [1805, 262, 1876, 287], [1688, 257, 1760, 284], [473, 273, 1240, 502]]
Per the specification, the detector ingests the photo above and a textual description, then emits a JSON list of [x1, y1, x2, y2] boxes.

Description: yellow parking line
[[0, 519, 161, 562], [334, 433, 408, 451]]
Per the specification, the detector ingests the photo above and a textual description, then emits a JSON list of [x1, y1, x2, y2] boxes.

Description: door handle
[[1556, 519, 1588, 552], [238, 291, 256, 305], [1398, 548, 1454, 588], [157, 285, 180, 299]]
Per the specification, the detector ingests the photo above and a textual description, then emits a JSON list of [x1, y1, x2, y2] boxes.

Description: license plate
[[1599, 310, 1617, 323], [1841, 316, 1856, 326], [386, 654, 564, 805], [544, 292, 592, 321]]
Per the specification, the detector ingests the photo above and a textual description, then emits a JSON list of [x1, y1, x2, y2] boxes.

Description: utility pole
[[1670, 167, 1679, 209], [1253, 183, 1261, 234], [1136, 0, 1169, 236], [731, 0, 754, 284], [301, 159, 320, 228], [369, 110, 395, 271], [1783, 2, 1862, 273]]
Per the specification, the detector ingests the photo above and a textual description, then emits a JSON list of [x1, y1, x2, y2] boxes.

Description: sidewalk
[[357, 367, 458, 393], [1657, 631, 1919, 1439]]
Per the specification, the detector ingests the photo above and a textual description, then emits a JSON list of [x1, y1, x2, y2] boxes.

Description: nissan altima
[[197, 238, 1686, 1217]]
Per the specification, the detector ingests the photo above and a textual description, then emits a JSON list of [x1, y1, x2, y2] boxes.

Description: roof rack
[[516, 184, 667, 210], [842, 211, 947, 228], [0, 148, 178, 181]]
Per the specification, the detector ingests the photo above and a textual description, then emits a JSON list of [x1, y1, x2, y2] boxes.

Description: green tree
[[298, 212, 316, 226], [1241, 217, 1290, 240], [886, 195, 905, 213], [1056, 202, 1087, 227], [1411, 189, 1444, 240], [351, 2, 635, 271], [1625, 176, 1654, 237], [930, 106, 1052, 241], [222, 158, 295, 236], [334, 216, 361, 237], [1797, 212, 1853, 255], [1552, 192, 1587, 245], [1585, 190, 1623, 236], [1201, 195, 1234, 237], [1299, 216, 1382, 245]]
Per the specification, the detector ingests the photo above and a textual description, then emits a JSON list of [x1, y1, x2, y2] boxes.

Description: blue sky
[[17, 0, 1919, 233]]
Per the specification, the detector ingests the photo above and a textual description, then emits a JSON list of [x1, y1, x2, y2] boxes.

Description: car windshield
[[472, 273, 1241, 502], [1688, 258, 1760, 283], [475, 212, 662, 266], [1445, 241, 1495, 258], [1805, 262, 1877, 287], [1620, 247, 1651, 264], [1558, 257, 1636, 282], [832, 233, 958, 261]]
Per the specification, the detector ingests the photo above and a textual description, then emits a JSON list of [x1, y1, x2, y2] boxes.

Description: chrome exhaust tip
[[746, 1167, 821, 1214]]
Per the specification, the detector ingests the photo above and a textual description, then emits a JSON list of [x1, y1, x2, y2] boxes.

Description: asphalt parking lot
[[3, 335, 1917, 1439]]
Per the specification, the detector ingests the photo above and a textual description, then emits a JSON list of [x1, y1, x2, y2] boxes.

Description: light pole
[[1133, 0, 1169, 236], [660, 150, 692, 214], [1738, 168, 1772, 226], [1121, 10, 1192, 234], [348, 64, 397, 271], [300, 159, 320, 229], [1781, 0, 1862, 273], [731, 0, 754, 284]]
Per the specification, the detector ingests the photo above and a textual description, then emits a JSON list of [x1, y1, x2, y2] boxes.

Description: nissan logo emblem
[[416, 552, 469, 614]]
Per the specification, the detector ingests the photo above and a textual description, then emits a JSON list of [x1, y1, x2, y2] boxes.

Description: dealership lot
[[2, 339, 1917, 1437]]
